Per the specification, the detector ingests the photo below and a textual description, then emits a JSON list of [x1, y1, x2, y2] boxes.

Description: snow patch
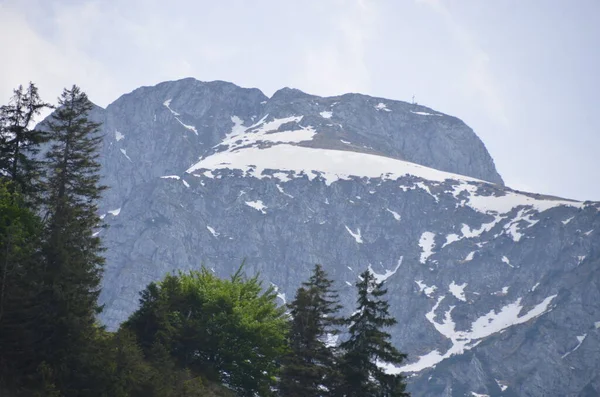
[[461, 216, 503, 239], [375, 102, 391, 112], [225, 116, 247, 141], [163, 98, 198, 135], [277, 292, 286, 304], [160, 175, 180, 180], [415, 280, 437, 297], [175, 118, 198, 135], [340, 139, 351, 145], [369, 257, 403, 284], [495, 380, 508, 392], [108, 208, 121, 216], [345, 225, 363, 244], [451, 181, 582, 215], [320, 111, 333, 119], [464, 251, 475, 262], [187, 144, 483, 185], [115, 130, 124, 141], [419, 232, 435, 264], [325, 333, 338, 348], [393, 294, 557, 373], [163, 99, 180, 116], [562, 334, 587, 358], [182, 180, 190, 188], [206, 226, 219, 237], [410, 110, 441, 116], [493, 286, 510, 295], [276, 184, 294, 198], [442, 234, 460, 248], [216, 115, 314, 152], [562, 216, 574, 225], [245, 200, 267, 214], [504, 209, 538, 242], [443, 216, 503, 248], [270, 283, 286, 304], [531, 282, 540, 292], [386, 208, 401, 221], [400, 181, 439, 201], [120, 148, 132, 162], [449, 282, 467, 301]]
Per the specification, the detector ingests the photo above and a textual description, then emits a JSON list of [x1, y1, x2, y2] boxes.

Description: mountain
[[86, 78, 598, 397]]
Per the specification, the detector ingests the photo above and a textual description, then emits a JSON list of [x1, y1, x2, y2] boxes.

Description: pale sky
[[2, 0, 599, 201]]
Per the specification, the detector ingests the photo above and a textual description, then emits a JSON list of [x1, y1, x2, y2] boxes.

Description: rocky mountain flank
[[87, 78, 598, 397]]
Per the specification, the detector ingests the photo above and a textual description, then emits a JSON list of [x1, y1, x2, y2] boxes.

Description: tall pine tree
[[36, 85, 106, 396], [338, 270, 409, 397], [279, 264, 343, 397], [0, 83, 51, 205]]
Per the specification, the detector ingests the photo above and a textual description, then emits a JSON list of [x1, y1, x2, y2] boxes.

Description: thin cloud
[[416, 0, 509, 127], [297, 0, 378, 96], [0, 2, 116, 112]]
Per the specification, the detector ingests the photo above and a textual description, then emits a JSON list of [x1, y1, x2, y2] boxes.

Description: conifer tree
[[0, 182, 45, 394], [36, 85, 106, 396], [279, 264, 343, 397], [338, 270, 409, 397], [0, 82, 51, 204]]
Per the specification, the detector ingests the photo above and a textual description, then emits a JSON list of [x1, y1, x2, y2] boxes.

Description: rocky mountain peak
[[64, 78, 599, 396]]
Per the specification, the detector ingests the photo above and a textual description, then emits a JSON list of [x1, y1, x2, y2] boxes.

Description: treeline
[[0, 83, 410, 396]]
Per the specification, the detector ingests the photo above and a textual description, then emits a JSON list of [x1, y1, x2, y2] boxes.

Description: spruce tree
[[0, 182, 46, 394], [0, 82, 51, 204], [338, 270, 409, 397], [279, 264, 343, 397], [36, 85, 106, 396]]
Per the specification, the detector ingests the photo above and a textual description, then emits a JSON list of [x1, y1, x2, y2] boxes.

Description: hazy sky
[[2, 0, 599, 200]]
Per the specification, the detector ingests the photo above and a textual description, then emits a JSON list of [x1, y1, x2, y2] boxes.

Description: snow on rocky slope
[[74, 78, 599, 397]]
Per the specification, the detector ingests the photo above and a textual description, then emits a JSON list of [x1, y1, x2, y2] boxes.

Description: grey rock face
[[85, 78, 598, 397]]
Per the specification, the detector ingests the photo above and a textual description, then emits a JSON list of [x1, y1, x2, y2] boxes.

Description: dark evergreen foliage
[[279, 264, 344, 397], [0, 182, 45, 393], [0, 82, 51, 204], [338, 270, 409, 397], [34, 85, 107, 395]]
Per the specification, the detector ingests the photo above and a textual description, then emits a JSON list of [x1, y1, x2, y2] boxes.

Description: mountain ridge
[[62, 78, 599, 396], [97, 77, 504, 186]]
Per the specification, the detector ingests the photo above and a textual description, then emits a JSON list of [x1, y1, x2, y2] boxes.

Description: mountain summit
[[83, 78, 598, 396]]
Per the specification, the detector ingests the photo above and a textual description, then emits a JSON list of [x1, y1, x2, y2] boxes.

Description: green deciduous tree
[[125, 266, 288, 397], [338, 270, 409, 397]]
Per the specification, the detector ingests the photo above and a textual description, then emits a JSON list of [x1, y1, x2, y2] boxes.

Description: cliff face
[[87, 78, 598, 396]]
